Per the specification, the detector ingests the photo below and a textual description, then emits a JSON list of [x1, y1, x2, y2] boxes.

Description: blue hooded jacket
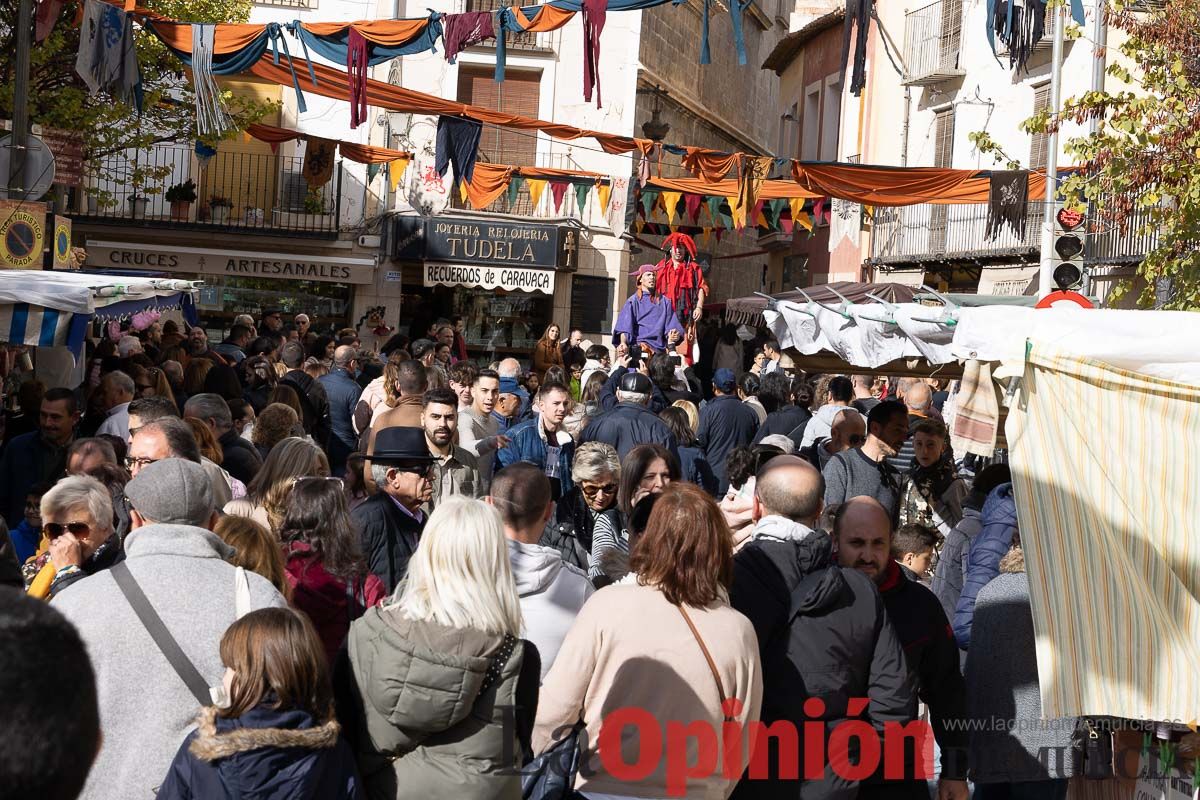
[[157, 705, 362, 800], [952, 482, 1019, 649]]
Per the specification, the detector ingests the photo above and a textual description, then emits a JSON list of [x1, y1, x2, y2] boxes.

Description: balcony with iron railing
[[869, 199, 1158, 266], [465, 0, 555, 51], [869, 202, 1045, 264], [902, 0, 965, 86], [79, 144, 341, 238]]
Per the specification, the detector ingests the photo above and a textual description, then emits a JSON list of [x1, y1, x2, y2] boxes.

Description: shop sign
[[423, 262, 556, 295], [85, 240, 377, 285], [390, 216, 572, 269], [0, 200, 47, 269], [38, 127, 84, 187]]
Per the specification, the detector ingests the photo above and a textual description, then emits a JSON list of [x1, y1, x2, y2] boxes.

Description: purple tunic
[[612, 290, 685, 351]]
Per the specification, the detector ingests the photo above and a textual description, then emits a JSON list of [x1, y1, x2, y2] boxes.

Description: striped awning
[[0, 303, 78, 348]]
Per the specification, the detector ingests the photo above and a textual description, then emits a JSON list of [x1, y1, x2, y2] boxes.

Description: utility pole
[[1037, 2, 1066, 298], [1082, 0, 1108, 297], [7, 0, 34, 198]]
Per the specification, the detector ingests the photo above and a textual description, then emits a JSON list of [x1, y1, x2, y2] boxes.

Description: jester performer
[[612, 264, 685, 357], [655, 232, 709, 363]]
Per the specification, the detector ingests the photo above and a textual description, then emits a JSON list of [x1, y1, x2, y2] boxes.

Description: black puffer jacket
[[730, 523, 914, 800]]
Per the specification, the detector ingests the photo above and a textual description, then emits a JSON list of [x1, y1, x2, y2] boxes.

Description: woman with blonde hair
[[534, 482, 763, 799], [671, 398, 700, 433], [345, 496, 536, 798], [185, 417, 224, 466], [224, 437, 329, 532], [212, 515, 291, 600]]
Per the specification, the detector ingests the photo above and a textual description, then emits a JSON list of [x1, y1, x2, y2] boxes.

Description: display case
[[454, 287, 552, 357]]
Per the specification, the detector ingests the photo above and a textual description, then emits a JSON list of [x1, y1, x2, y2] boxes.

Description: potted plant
[[209, 195, 233, 223], [128, 194, 148, 218], [165, 179, 197, 220]]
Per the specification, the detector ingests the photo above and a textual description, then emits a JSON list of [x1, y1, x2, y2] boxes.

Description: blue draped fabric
[[286, 16, 444, 66]]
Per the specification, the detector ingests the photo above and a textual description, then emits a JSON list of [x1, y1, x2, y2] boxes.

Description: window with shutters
[[929, 108, 955, 253], [1029, 83, 1051, 171], [455, 69, 542, 213]]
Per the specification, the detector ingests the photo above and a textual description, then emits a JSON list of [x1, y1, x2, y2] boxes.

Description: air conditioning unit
[[279, 171, 309, 212]]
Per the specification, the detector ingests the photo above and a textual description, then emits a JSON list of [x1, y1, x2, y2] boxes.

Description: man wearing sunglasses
[[823, 400, 909, 524], [351, 427, 435, 593]]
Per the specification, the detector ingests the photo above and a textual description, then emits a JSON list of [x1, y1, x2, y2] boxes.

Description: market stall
[[756, 288, 1200, 726], [0, 270, 201, 358]]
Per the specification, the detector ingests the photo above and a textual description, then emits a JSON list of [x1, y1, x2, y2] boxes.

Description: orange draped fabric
[[246, 54, 649, 155], [513, 4, 577, 32], [338, 141, 414, 164], [301, 18, 433, 46], [245, 123, 301, 145], [147, 21, 267, 54], [465, 163, 607, 209], [792, 163, 1048, 206], [682, 147, 742, 182]]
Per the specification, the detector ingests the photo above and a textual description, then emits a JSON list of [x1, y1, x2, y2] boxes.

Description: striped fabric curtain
[[1008, 345, 1200, 723]]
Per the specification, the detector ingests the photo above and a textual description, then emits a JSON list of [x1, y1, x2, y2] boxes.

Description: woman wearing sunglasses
[[23, 476, 121, 600], [545, 442, 622, 572]]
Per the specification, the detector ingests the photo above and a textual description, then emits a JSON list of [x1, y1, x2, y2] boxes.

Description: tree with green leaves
[[971, 0, 1200, 307], [0, 0, 277, 201]]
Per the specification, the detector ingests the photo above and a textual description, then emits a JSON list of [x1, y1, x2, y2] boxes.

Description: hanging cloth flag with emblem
[[76, 0, 143, 112], [302, 136, 338, 188], [984, 170, 1029, 240]]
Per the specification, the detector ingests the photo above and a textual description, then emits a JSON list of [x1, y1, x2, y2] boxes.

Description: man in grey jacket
[[490, 463, 593, 680], [52, 459, 287, 800]]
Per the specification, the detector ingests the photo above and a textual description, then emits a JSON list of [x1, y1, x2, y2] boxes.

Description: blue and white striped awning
[[0, 270, 201, 356], [0, 303, 82, 348]]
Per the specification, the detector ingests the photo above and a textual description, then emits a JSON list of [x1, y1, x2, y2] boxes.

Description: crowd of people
[[0, 306, 1070, 800]]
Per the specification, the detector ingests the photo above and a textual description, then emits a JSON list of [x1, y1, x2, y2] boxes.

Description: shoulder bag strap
[[110, 561, 212, 707], [676, 605, 735, 722]]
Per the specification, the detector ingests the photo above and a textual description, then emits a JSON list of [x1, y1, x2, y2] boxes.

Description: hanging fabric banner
[[76, 0, 143, 112], [604, 176, 627, 236], [828, 197, 861, 252], [302, 136, 337, 188], [347, 27, 370, 128]]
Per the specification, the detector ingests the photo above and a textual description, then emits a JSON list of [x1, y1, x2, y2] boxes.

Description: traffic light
[[1051, 205, 1086, 290]]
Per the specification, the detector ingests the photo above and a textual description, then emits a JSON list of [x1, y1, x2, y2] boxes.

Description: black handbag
[[1074, 717, 1115, 779], [521, 721, 585, 800]]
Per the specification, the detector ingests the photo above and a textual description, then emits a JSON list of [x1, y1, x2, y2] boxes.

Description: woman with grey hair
[[543, 441, 621, 572], [24, 476, 121, 600]]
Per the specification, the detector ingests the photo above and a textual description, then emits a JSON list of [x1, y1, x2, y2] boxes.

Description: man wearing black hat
[[350, 427, 435, 593], [578, 369, 678, 460]]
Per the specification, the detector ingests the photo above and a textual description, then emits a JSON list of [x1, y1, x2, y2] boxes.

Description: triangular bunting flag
[[753, 199, 766, 228], [366, 162, 381, 184], [507, 175, 524, 208], [781, 213, 794, 235], [640, 190, 659, 220], [726, 196, 741, 229], [814, 197, 827, 224], [669, 225, 678, 233], [706, 196, 724, 225], [715, 228, 724, 242], [766, 198, 785, 230], [789, 197, 805, 226], [597, 181, 612, 211], [459, 180, 469, 203], [575, 182, 590, 216], [550, 181, 569, 213], [661, 191, 682, 224], [702, 227, 712, 247], [528, 179, 548, 209], [635, 218, 645, 233], [388, 157, 409, 192], [795, 210, 813, 232], [685, 193, 703, 225]]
